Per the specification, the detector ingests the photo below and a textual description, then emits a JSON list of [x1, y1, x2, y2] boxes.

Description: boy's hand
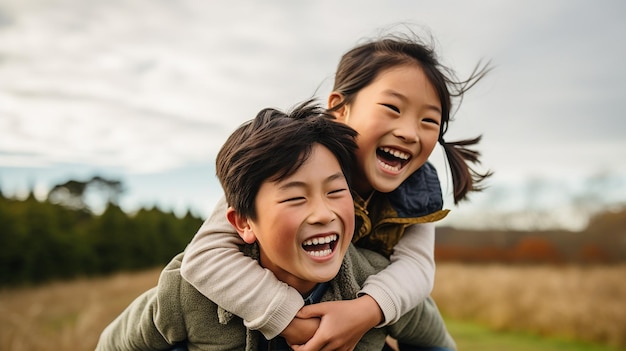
[[281, 316, 320, 346], [291, 295, 383, 351]]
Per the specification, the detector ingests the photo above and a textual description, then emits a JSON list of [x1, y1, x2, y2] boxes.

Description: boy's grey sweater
[[96, 244, 455, 351]]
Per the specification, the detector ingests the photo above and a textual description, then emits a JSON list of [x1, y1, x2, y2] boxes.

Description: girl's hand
[[281, 317, 320, 346], [290, 295, 383, 351]]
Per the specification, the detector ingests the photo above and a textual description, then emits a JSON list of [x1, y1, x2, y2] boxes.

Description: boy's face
[[330, 63, 441, 195], [233, 144, 354, 295]]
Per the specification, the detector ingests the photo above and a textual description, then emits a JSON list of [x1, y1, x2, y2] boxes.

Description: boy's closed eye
[[280, 196, 306, 204], [280, 188, 347, 203], [328, 188, 349, 197]]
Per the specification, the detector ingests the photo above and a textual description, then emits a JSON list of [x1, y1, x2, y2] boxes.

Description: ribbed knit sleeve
[[180, 196, 304, 339], [358, 222, 435, 326]]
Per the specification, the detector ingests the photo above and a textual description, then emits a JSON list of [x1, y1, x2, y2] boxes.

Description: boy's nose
[[308, 198, 336, 224]]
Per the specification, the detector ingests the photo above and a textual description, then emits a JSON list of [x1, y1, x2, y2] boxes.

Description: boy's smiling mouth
[[376, 146, 411, 172], [302, 234, 338, 257]]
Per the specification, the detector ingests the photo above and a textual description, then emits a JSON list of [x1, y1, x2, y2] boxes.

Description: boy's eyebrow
[[382, 89, 442, 114], [277, 172, 346, 191]]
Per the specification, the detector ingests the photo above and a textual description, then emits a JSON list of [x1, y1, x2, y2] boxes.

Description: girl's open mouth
[[376, 147, 411, 172], [302, 234, 338, 257]]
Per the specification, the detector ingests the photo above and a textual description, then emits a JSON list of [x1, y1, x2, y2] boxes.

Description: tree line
[[3, 174, 623, 287], [0, 176, 204, 287], [435, 207, 626, 264]]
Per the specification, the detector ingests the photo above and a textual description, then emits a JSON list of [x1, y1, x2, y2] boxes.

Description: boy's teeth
[[302, 234, 338, 257], [307, 249, 333, 257], [380, 147, 409, 160], [302, 234, 337, 247]]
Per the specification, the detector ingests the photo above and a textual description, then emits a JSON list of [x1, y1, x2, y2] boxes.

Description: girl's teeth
[[380, 147, 409, 160], [378, 159, 401, 172]]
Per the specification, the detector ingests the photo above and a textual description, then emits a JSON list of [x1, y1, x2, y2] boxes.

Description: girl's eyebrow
[[277, 172, 345, 191], [382, 89, 442, 114]]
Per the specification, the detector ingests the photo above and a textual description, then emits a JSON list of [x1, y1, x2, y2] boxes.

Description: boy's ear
[[226, 207, 257, 244], [328, 92, 348, 121]]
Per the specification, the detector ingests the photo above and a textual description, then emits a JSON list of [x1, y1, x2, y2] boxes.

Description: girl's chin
[[369, 169, 408, 191], [371, 179, 403, 193]]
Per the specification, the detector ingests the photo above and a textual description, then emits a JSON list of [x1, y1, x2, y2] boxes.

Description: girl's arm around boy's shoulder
[[359, 222, 436, 326], [180, 196, 305, 339]]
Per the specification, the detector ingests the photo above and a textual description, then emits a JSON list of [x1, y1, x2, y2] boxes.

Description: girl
[[181, 31, 491, 351]]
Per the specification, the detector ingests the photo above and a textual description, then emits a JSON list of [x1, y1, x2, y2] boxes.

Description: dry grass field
[[1, 263, 625, 350], [432, 263, 626, 349], [0, 268, 163, 351]]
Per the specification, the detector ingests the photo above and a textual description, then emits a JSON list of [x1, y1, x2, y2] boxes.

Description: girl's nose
[[392, 117, 419, 143]]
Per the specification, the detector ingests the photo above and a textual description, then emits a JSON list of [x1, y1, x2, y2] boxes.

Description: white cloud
[[1, 0, 625, 224]]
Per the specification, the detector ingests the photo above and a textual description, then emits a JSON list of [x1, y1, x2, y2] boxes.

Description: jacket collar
[[353, 162, 444, 219]]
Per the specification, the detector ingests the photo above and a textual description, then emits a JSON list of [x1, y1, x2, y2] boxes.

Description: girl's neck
[[355, 189, 376, 207], [352, 177, 373, 200]]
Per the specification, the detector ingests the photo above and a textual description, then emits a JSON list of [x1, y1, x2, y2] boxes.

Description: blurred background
[[1, 0, 625, 350]]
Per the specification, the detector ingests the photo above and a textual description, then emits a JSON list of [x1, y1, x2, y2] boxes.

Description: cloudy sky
[[1, 0, 625, 230]]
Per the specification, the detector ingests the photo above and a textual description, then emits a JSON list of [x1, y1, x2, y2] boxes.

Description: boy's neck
[[302, 282, 329, 305], [258, 250, 318, 295]]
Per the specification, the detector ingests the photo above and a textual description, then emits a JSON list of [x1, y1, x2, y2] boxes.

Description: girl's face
[[329, 63, 441, 196]]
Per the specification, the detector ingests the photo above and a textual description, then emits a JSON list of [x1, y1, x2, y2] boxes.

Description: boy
[[95, 101, 455, 351]]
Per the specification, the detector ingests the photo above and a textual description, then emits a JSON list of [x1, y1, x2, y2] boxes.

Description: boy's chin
[[308, 265, 343, 283]]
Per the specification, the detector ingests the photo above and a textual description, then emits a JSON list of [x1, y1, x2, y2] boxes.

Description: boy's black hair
[[216, 100, 358, 220]]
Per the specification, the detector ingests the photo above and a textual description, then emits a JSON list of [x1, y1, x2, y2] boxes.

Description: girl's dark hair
[[330, 32, 493, 203], [216, 100, 358, 219]]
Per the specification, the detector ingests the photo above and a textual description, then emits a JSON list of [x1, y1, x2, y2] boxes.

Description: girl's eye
[[423, 117, 441, 126], [382, 104, 400, 113]]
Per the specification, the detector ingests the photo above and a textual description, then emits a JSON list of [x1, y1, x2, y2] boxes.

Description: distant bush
[[0, 193, 203, 287]]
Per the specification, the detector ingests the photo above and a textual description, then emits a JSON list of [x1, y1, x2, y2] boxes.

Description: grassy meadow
[[1, 264, 625, 351], [431, 263, 626, 350], [0, 268, 163, 351]]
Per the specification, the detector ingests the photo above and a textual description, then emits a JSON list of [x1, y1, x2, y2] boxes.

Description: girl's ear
[[328, 92, 348, 122], [226, 207, 257, 244]]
